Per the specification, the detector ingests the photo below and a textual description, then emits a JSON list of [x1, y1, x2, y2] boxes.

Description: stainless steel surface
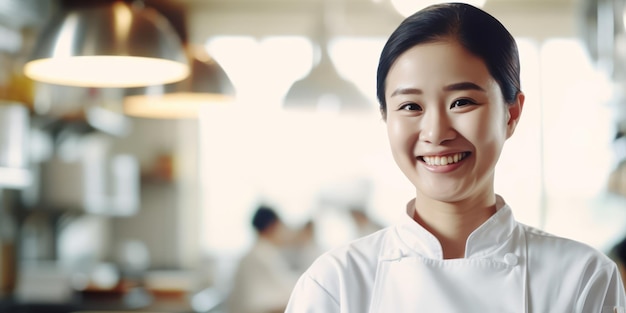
[[29, 2, 185, 64]]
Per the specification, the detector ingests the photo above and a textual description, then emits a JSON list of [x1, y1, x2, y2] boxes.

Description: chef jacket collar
[[396, 195, 516, 259]]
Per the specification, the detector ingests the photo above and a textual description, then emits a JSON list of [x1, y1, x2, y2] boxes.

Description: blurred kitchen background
[[1, 0, 626, 312]]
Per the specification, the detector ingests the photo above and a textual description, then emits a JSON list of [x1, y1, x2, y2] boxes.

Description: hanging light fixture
[[284, 41, 372, 113], [390, 0, 487, 18], [123, 44, 235, 119], [283, 0, 373, 113], [23, 1, 189, 88]]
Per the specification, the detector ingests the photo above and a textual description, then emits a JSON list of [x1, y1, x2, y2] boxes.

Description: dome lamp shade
[[23, 1, 189, 88]]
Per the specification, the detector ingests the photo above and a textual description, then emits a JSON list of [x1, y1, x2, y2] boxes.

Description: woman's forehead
[[387, 41, 494, 88]]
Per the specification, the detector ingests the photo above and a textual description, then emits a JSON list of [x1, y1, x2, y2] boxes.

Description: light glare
[[24, 56, 189, 88]]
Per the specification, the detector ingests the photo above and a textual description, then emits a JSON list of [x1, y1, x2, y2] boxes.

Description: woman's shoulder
[[320, 226, 393, 263], [302, 226, 395, 285], [520, 223, 615, 267], [286, 228, 396, 312]]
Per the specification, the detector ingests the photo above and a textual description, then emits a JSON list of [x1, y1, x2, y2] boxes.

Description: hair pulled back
[[376, 3, 521, 119]]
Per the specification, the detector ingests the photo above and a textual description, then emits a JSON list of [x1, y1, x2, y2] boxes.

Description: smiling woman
[[384, 40, 519, 208], [284, 3, 626, 312]]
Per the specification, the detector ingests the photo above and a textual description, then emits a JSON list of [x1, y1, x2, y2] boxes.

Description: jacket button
[[504, 253, 518, 266]]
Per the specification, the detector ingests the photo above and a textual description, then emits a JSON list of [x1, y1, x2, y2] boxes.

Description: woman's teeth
[[422, 152, 468, 166]]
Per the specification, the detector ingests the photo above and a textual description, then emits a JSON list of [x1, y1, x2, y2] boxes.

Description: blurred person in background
[[226, 205, 298, 313], [348, 206, 383, 238], [286, 220, 324, 273]]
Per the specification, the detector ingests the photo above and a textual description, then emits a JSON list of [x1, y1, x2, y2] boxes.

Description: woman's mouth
[[420, 152, 470, 166]]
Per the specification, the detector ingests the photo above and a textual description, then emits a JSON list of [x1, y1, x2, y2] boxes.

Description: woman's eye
[[450, 98, 476, 109], [399, 103, 422, 111]]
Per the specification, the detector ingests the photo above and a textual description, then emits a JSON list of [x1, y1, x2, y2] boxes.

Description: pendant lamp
[[23, 1, 189, 88], [283, 1, 373, 113], [123, 44, 234, 119]]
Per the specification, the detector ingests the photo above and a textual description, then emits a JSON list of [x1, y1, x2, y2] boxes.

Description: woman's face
[[384, 40, 522, 203]]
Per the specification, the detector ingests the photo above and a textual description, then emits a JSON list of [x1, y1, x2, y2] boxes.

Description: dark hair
[[610, 236, 626, 265], [376, 2, 521, 119], [251, 205, 279, 233]]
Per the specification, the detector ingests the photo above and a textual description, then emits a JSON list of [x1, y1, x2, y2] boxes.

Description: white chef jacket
[[285, 198, 626, 313]]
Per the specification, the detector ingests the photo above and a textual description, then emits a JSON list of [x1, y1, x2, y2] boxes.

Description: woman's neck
[[413, 194, 497, 259]]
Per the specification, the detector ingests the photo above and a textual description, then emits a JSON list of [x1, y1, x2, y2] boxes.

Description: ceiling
[[0, 0, 586, 53], [0, 0, 596, 119], [180, 0, 582, 45]]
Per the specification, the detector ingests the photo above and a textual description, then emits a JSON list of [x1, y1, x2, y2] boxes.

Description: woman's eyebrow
[[390, 82, 485, 97], [443, 82, 485, 92], [390, 87, 422, 97]]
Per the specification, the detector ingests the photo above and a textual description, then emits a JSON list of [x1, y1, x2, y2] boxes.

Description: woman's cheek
[[387, 120, 402, 155], [388, 118, 417, 159], [457, 114, 492, 141]]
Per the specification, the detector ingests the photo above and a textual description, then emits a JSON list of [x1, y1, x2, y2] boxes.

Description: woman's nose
[[420, 110, 455, 144]]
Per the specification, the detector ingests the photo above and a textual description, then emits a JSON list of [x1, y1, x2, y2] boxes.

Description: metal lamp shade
[[284, 44, 372, 113], [23, 1, 189, 88], [123, 45, 234, 119]]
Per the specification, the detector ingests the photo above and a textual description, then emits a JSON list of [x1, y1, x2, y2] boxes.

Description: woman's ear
[[506, 92, 524, 139]]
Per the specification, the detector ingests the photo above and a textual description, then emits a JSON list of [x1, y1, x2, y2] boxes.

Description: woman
[[285, 3, 626, 312]]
